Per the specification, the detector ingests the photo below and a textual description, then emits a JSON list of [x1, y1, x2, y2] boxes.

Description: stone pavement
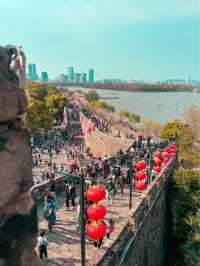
[[37, 187, 144, 266]]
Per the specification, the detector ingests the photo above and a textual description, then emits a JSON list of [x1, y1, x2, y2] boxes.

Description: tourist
[[106, 178, 116, 206], [69, 182, 76, 210], [38, 230, 48, 260], [44, 196, 56, 232], [64, 181, 70, 210], [106, 219, 115, 239]]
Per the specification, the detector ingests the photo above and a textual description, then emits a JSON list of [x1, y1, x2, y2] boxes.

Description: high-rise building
[[88, 69, 94, 83], [58, 74, 68, 82], [41, 71, 48, 81], [28, 63, 38, 80], [187, 77, 191, 84], [74, 73, 81, 83], [68, 67, 74, 81], [81, 73, 87, 83]]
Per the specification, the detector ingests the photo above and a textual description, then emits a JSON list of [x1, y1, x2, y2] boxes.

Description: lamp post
[[79, 169, 86, 266], [129, 157, 134, 210]]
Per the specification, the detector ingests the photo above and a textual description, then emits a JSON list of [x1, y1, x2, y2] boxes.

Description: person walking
[[64, 181, 70, 210], [69, 182, 76, 210], [38, 230, 48, 261]]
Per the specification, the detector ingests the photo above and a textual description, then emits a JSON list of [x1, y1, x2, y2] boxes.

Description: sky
[[0, 0, 200, 81]]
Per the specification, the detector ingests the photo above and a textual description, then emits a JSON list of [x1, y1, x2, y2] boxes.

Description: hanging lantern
[[163, 152, 170, 158], [154, 166, 161, 173], [86, 186, 106, 202], [134, 182, 147, 191], [135, 161, 146, 170], [154, 151, 162, 160], [87, 204, 106, 220], [68, 159, 77, 166], [170, 144, 176, 150], [154, 157, 162, 166], [135, 171, 147, 180], [164, 147, 170, 153], [86, 221, 106, 240], [163, 157, 169, 164], [85, 126, 92, 135]]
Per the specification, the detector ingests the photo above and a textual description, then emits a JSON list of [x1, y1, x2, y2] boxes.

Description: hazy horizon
[[0, 0, 199, 80]]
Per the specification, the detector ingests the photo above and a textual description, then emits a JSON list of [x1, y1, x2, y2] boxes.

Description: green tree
[[118, 108, 140, 122], [91, 100, 115, 112], [27, 98, 53, 130], [45, 93, 68, 117], [168, 170, 200, 266], [85, 90, 99, 102], [28, 86, 48, 101]]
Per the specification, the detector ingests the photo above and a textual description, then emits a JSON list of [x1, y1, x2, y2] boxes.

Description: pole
[[80, 170, 86, 266], [129, 162, 133, 210]]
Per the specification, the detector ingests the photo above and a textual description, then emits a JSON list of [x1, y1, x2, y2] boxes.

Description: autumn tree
[[45, 93, 68, 117], [27, 98, 53, 130]]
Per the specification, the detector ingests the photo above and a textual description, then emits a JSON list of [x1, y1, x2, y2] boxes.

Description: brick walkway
[[37, 186, 143, 266]]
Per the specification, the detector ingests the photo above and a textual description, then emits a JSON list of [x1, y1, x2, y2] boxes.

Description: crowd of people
[[35, 100, 171, 262]]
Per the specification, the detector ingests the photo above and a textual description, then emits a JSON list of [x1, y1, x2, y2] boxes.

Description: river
[[66, 86, 200, 124]]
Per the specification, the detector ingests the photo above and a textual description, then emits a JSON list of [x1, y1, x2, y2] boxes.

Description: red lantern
[[85, 126, 92, 135], [170, 148, 176, 153], [163, 152, 170, 158], [163, 157, 169, 164], [86, 222, 106, 240], [135, 171, 147, 180], [154, 151, 162, 159], [154, 157, 162, 166], [87, 204, 106, 220], [154, 166, 161, 173], [134, 183, 147, 191], [86, 186, 106, 202], [170, 144, 176, 150], [135, 161, 146, 170], [164, 147, 170, 153]]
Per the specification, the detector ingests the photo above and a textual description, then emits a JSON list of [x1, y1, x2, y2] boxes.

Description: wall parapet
[[97, 154, 177, 266]]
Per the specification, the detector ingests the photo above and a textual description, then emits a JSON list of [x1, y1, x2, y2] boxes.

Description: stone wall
[[0, 46, 41, 266], [80, 112, 133, 158], [97, 155, 177, 266]]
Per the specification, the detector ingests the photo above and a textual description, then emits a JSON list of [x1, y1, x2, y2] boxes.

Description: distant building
[[81, 73, 87, 83], [57, 74, 68, 83], [187, 77, 191, 84], [68, 67, 74, 81], [41, 71, 48, 81], [166, 79, 186, 85], [88, 69, 94, 83], [28, 63, 38, 80], [74, 73, 81, 83]]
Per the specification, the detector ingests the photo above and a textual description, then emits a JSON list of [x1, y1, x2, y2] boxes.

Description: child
[[107, 219, 115, 239], [38, 230, 48, 260]]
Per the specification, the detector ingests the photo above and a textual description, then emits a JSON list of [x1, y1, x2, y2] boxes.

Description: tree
[[167, 170, 200, 266], [91, 100, 115, 112], [27, 98, 53, 130], [143, 118, 162, 136], [28, 86, 48, 101], [45, 93, 68, 117], [118, 109, 140, 123], [85, 90, 99, 102], [184, 108, 200, 143]]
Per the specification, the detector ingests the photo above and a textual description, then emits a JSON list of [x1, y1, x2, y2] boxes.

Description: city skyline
[[2, 0, 199, 81]]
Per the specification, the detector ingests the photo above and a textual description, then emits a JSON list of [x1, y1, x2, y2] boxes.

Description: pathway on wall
[[37, 187, 144, 266]]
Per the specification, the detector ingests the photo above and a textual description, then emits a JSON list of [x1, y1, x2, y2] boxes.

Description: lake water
[[67, 86, 200, 124]]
